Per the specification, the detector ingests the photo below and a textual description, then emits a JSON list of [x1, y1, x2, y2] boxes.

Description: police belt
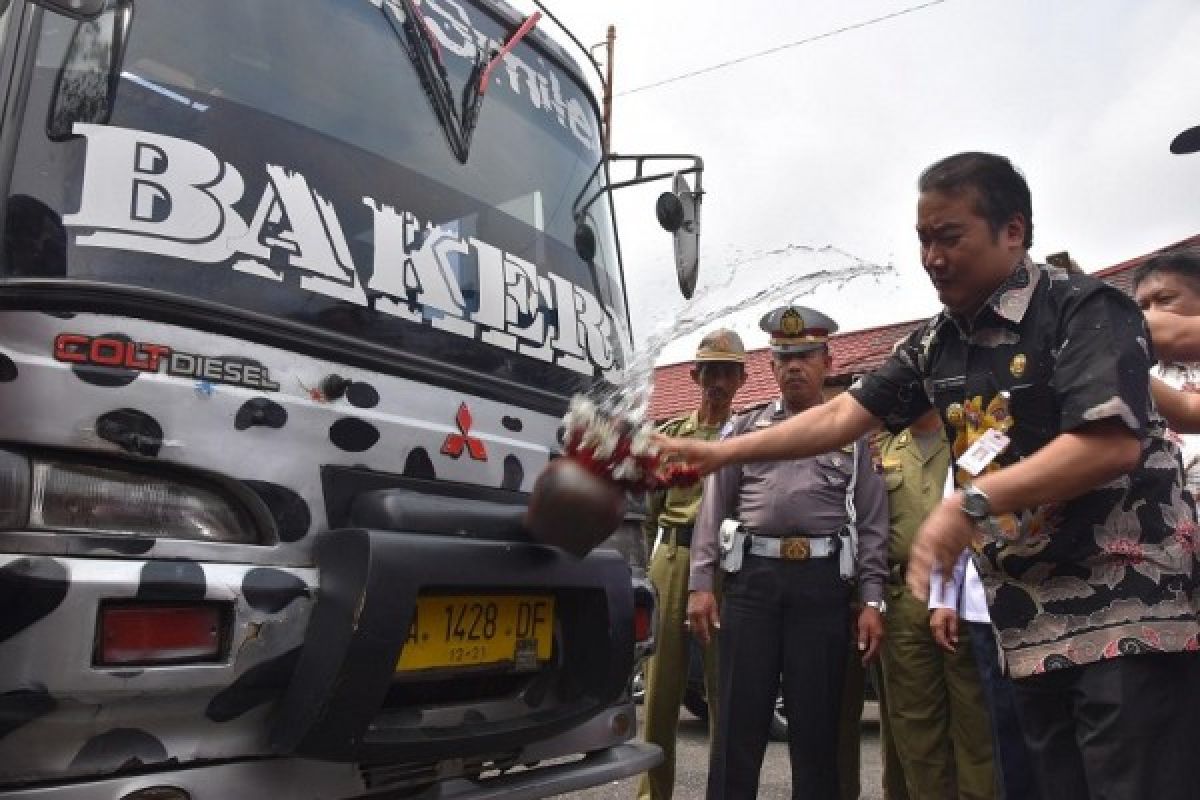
[[659, 524, 695, 548], [746, 533, 838, 561]]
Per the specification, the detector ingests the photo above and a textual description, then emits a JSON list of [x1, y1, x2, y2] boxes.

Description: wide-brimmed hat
[[694, 328, 746, 363]]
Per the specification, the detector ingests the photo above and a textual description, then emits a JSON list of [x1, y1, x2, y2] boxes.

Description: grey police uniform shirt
[[688, 398, 889, 603]]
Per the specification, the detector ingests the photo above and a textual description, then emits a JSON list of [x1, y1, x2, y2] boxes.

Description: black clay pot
[[525, 458, 627, 558]]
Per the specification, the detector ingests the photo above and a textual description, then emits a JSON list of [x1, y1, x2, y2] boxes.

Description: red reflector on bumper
[[634, 604, 653, 643], [98, 605, 223, 666]]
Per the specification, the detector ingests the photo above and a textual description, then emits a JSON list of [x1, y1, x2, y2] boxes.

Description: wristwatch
[[865, 600, 887, 615], [960, 484, 993, 523]]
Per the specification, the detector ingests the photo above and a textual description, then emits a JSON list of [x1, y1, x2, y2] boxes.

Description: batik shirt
[[849, 256, 1200, 678]]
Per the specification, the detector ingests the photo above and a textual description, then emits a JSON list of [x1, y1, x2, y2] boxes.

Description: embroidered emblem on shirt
[[946, 403, 964, 427], [1010, 354, 1027, 378], [947, 393, 1029, 543]]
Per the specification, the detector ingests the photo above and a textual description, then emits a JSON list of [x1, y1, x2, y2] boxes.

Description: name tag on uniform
[[958, 429, 1010, 476]]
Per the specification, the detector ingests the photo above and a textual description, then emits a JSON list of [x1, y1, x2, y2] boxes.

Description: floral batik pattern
[[851, 257, 1200, 678]]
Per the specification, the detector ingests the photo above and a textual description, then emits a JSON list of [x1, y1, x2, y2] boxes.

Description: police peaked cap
[[759, 305, 838, 354]]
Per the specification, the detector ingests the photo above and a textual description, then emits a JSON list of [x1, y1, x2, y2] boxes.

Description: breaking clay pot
[[525, 457, 627, 558]]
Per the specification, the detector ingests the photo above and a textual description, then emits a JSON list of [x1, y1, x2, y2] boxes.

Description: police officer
[[688, 306, 888, 800], [878, 409, 994, 799], [637, 329, 748, 800]]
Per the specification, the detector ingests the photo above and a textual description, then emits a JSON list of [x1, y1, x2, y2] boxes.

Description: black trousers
[[707, 555, 851, 800], [967, 622, 1042, 800], [1010, 650, 1200, 800]]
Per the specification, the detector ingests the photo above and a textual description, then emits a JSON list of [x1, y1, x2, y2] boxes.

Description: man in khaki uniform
[[636, 329, 747, 800], [878, 409, 994, 799]]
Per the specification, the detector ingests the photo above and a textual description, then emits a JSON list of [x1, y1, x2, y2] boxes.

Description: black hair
[[918, 152, 1034, 248], [1131, 247, 1200, 296]]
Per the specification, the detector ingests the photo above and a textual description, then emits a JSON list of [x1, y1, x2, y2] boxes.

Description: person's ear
[[690, 365, 702, 386], [1003, 213, 1026, 249]]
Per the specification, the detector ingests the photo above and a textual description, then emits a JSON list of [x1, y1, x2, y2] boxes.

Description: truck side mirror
[[660, 174, 701, 299], [571, 154, 704, 298], [46, 0, 131, 140], [31, 0, 107, 20]]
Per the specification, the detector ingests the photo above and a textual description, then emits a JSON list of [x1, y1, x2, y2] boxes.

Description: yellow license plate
[[397, 594, 555, 672]]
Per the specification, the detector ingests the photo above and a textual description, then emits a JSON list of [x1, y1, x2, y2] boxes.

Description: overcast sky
[[541, 1, 1200, 365]]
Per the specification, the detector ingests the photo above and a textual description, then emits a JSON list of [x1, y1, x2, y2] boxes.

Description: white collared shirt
[[929, 552, 990, 622], [928, 465, 990, 622]]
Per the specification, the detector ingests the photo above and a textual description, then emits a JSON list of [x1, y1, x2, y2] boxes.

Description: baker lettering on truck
[[0, 1, 706, 799]]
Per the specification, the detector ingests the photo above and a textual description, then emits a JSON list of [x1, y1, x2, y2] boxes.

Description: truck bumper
[[0, 741, 660, 799]]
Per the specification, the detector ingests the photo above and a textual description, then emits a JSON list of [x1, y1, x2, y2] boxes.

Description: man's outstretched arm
[[657, 392, 880, 476]]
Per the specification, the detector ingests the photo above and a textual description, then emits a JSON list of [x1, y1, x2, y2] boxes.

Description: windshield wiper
[[383, 0, 539, 164]]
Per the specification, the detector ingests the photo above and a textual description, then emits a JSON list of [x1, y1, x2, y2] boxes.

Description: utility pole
[[602, 24, 615, 155]]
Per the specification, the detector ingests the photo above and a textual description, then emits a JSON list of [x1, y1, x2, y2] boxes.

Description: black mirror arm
[[572, 153, 704, 223], [29, 0, 106, 21]]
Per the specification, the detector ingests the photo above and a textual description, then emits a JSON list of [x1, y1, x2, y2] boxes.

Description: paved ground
[[564, 703, 885, 799]]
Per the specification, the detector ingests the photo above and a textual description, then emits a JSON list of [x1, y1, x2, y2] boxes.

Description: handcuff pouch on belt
[[837, 524, 857, 583], [718, 518, 747, 573], [836, 439, 861, 583]]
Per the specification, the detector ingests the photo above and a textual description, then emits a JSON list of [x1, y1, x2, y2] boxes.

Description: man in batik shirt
[[1134, 247, 1200, 504], [660, 152, 1200, 799]]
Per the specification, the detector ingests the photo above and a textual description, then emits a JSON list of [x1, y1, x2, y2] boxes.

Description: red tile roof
[[647, 234, 1200, 422], [648, 319, 924, 422], [1091, 233, 1200, 296]]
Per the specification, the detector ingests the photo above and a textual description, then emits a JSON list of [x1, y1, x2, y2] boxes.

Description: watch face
[[962, 488, 990, 519]]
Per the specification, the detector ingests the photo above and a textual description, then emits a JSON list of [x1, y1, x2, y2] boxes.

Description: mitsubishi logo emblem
[[441, 403, 487, 461]]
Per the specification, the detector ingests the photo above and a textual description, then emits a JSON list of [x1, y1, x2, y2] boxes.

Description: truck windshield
[[2, 0, 626, 385]]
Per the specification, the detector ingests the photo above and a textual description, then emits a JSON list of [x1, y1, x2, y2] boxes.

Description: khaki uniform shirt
[[875, 428, 951, 567], [641, 412, 724, 540]]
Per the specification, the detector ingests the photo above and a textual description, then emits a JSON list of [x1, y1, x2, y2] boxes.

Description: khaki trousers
[[839, 639, 908, 800], [880, 583, 995, 799], [636, 534, 719, 800]]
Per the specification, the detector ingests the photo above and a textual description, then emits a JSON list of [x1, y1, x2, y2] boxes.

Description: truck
[[0, 0, 705, 797]]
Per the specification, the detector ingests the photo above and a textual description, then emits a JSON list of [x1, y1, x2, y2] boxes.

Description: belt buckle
[[779, 536, 810, 561]]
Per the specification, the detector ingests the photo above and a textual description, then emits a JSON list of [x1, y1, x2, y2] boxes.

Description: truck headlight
[[0, 450, 259, 543]]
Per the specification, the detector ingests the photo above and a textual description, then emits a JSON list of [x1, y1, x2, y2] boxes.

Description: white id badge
[[957, 428, 1011, 476]]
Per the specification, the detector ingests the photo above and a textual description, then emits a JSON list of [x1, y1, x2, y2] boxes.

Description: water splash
[[597, 243, 895, 419]]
